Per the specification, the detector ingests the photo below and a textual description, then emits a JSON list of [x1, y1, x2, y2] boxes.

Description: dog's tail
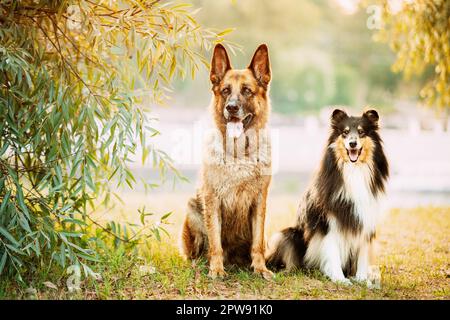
[[266, 227, 307, 271], [180, 192, 207, 260]]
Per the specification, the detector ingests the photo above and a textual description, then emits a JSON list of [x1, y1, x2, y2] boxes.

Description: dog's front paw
[[208, 255, 226, 279], [351, 276, 370, 286], [367, 280, 380, 290], [208, 266, 227, 279], [253, 266, 274, 281], [352, 274, 369, 284], [353, 275, 380, 289], [332, 277, 352, 286], [251, 253, 274, 280], [368, 265, 381, 289]]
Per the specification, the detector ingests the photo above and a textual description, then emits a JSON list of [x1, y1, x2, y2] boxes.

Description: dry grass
[[1, 192, 449, 300]]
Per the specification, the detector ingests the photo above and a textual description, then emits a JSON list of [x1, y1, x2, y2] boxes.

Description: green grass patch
[[1, 206, 449, 299]]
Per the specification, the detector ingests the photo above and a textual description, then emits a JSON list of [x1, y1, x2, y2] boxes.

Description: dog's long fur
[[266, 109, 389, 285], [180, 44, 273, 279]]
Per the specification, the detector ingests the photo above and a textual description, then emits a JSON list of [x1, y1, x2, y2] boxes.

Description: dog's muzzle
[[225, 113, 254, 139]]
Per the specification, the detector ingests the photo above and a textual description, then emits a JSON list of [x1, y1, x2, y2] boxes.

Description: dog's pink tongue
[[226, 121, 244, 138], [349, 149, 359, 162]]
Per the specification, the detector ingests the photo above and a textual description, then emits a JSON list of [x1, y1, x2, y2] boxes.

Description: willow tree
[[0, 0, 229, 281], [375, 0, 450, 117]]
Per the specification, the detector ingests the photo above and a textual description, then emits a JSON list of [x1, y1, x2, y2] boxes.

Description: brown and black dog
[[180, 44, 273, 279]]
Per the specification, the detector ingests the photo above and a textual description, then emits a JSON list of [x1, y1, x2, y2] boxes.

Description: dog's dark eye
[[242, 87, 253, 96], [221, 87, 230, 95], [343, 129, 350, 135], [358, 129, 364, 136]]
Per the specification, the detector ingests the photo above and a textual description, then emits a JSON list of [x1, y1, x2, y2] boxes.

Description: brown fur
[[180, 44, 273, 279]]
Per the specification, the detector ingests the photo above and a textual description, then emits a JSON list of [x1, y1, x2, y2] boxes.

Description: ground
[[1, 193, 449, 300]]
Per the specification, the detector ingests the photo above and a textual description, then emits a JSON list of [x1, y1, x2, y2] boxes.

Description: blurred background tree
[[173, 0, 403, 115], [375, 0, 450, 126], [0, 0, 228, 281]]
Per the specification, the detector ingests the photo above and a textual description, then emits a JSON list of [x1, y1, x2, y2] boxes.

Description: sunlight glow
[[333, 0, 360, 15], [388, 0, 413, 14], [388, 0, 403, 14]]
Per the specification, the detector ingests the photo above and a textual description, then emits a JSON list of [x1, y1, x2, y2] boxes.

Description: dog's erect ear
[[210, 44, 231, 85], [363, 109, 379, 124], [248, 44, 271, 88], [331, 109, 348, 125]]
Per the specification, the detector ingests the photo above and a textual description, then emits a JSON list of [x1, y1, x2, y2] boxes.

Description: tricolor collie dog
[[267, 109, 389, 285], [180, 44, 273, 279]]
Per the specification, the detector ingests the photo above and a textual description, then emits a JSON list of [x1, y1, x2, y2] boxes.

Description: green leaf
[[0, 227, 20, 246], [216, 28, 235, 37], [0, 252, 7, 275], [0, 141, 10, 157], [76, 253, 100, 262], [60, 232, 83, 238], [15, 188, 29, 218], [60, 243, 66, 268], [61, 218, 87, 227], [160, 211, 173, 220], [0, 191, 11, 213]]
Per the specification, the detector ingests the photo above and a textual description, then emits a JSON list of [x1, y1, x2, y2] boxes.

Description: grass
[[1, 193, 449, 300]]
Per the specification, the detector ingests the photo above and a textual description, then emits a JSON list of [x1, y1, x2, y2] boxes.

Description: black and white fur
[[266, 109, 389, 285]]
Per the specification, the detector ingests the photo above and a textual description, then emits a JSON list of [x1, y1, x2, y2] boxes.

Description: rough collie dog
[[180, 44, 273, 279], [267, 109, 389, 285]]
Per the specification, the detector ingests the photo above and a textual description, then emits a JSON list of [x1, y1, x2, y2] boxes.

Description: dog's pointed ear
[[363, 109, 379, 125], [331, 109, 348, 125], [210, 44, 231, 85], [248, 44, 271, 88]]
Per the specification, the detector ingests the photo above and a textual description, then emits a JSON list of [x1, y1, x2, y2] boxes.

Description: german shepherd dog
[[180, 44, 273, 279], [267, 109, 389, 285]]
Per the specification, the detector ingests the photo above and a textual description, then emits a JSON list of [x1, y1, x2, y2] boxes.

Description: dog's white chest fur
[[341, 163, 379, 234]]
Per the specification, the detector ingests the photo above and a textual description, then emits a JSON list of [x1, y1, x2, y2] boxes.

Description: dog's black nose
[[226, 104, 239, 114], [349, 141, 357, 148]]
